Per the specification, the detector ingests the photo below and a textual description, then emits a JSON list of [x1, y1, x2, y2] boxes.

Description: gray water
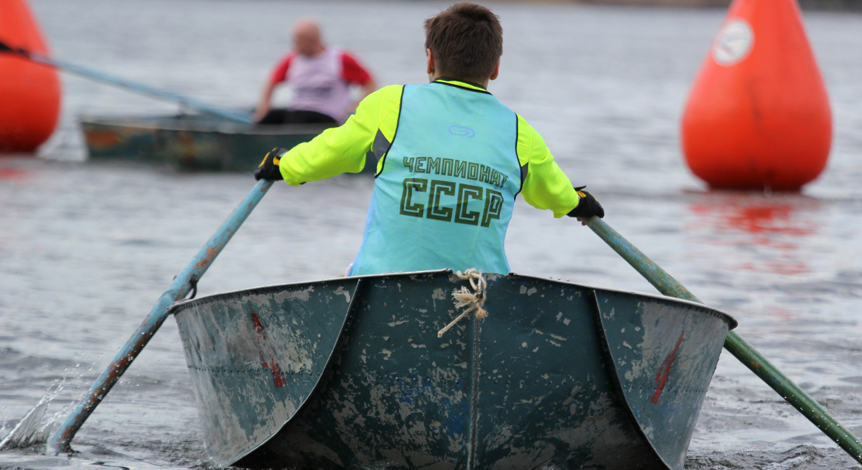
[[2, 0, 862, 468]]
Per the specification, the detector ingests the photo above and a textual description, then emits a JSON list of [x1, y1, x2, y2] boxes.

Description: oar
[[48, 179, 274, 453], [0, 38, 252, 124], [584, 216, 862, 464]]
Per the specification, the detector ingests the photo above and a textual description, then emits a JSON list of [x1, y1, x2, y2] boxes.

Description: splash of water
[[0, 379, 66, 451]]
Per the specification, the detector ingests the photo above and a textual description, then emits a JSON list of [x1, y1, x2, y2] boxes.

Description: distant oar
[[0, 38, 252, 124], [47, 179, 274, 453], [584, 216, 862, 465]]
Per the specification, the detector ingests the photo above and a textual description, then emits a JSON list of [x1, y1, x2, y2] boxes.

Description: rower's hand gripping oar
[[583, 216, 862, 465], [0, 38, 253, 124], [48, 179, 274, 453]]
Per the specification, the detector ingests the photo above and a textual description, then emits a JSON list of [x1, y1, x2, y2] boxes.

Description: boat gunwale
[[167, 269, 737, 329]]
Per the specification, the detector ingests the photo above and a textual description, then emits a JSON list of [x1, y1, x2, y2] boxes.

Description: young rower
[[254, 2, 604, 276]]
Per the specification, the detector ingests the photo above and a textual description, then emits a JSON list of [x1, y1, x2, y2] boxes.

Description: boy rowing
[[254, 2, 604, 276]]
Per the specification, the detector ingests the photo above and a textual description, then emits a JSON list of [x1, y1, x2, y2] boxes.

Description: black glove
[[567, 186, 604, 219], [254, 147, 288, 181]]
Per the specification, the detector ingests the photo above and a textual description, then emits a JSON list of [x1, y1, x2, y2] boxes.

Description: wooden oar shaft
[[48, 179, 274, 453], [585, 216, 862, 464], [0, 40, 252, 124]]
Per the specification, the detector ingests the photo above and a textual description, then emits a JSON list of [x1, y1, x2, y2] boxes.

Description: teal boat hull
[[79, 114, 375, 173], [169, 271, 735, 469]]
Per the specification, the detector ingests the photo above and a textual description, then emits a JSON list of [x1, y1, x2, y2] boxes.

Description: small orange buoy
[[0, 0, 61, 154], [681, 0, 832, 191]]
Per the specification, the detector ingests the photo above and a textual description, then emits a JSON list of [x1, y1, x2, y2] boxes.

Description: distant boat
[[79, 113, 375, 173], [168, 270, 736, 470]]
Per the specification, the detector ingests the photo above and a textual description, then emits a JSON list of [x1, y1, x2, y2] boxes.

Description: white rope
[[437, 268, 488, 338]]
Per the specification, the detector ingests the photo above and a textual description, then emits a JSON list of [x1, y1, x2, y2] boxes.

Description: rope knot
[[438, 269, 488, 338]]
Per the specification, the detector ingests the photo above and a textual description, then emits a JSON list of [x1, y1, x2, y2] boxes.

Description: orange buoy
[[681, 0, 831, 191], [0, 0, 61, 154]]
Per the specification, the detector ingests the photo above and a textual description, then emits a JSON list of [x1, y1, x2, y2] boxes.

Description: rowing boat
[[79, 114, 375, 173], [167, 270, 736, 469]]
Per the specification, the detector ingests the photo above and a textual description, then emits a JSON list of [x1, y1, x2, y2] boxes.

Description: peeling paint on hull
[[169, 271, 735, 470]]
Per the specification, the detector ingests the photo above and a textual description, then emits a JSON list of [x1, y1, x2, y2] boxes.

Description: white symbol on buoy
[[712, 19, 754, 66]]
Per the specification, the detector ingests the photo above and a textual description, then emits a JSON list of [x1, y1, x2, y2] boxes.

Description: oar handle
[[49, 179, 274, 453], [0, 39, 252, 124], [584, 216, 862, 464]]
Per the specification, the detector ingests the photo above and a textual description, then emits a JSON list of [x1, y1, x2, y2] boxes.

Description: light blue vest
[[349, 81, 523, 276]]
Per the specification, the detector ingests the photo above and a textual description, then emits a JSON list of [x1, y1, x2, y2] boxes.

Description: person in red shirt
[[253, 20, 377, 125]]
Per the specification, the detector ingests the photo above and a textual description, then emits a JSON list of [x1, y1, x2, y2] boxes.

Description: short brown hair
[[424, 3, 503, 82]]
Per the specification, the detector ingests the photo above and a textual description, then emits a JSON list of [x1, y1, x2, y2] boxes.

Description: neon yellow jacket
[[279, 80, 581, 218]]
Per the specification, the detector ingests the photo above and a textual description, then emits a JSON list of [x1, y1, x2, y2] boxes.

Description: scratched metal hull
[[79, 114, 336, 172], [169, 271, 736, 470]]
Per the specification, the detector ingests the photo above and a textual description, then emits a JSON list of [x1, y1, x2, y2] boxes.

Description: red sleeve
[[270, 54, 294, 85], [340, 51, 372, 86]]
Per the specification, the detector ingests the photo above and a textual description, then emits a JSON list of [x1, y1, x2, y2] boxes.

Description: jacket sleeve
[[516, 115, 580, 218], [278, 85, 402, 186]]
